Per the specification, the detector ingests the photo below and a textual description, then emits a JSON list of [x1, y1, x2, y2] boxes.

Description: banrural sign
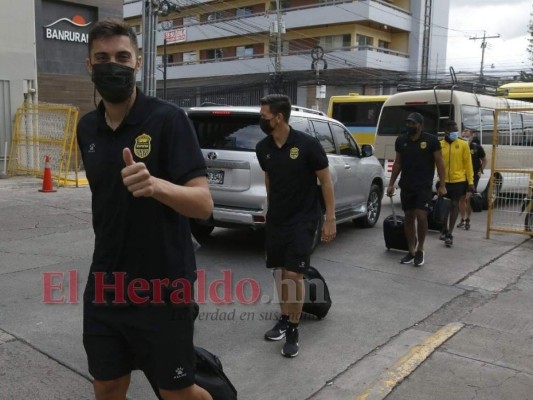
[[43, 15, 92, 43]]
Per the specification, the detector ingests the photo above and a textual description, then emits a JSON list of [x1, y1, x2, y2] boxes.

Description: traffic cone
[[39, 155, 57, 193]]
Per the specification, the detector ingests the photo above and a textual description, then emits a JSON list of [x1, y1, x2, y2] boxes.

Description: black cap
[[406, 112, 424, 125]]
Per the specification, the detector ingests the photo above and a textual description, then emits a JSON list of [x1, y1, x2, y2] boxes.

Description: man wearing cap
[[386, 112, 446, 266]]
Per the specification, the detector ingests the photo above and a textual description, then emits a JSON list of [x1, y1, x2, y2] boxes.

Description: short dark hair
[[444, 119, 457, 130], [88, 19, 139, 57], [260, 94, 291, 122]]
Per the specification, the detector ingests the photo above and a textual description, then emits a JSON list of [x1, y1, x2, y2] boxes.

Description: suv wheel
[[354, 184, 382, 228], [190, 220, 215, 241]]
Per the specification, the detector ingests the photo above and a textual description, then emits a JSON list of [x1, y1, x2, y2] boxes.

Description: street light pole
[[163, 37, 167, 100]]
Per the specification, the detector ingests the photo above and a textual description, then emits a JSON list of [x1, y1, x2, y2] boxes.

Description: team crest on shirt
[[420, 141, 427, 149], [134, 133, 151, 158], [289, 147, 299, 159]]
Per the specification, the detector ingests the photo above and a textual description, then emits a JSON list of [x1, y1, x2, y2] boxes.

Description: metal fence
[[7, 103, 86, 187], [486, 107, 533, 238]]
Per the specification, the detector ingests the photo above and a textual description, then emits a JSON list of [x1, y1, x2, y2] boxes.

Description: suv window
[[310, 120, 336, 154], [191, 114, 264, 151], [289, 116, 311, 134], [330, 123, 359, 157]]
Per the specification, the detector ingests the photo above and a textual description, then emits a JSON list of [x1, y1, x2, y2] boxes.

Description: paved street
[[0, 176, 532, 400]]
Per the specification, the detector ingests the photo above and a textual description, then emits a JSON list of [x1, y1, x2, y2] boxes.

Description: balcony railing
[[159, 44, 408, 68]]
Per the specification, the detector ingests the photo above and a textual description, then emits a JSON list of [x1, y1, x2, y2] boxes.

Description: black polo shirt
[[77, 90, 206, 300], [395, 132, 441, 190], [256, 128, 328, 226], [469, 141, 486, 174]]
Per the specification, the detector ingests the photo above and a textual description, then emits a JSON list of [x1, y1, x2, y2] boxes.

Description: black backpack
[[302, 266, 332, 319]]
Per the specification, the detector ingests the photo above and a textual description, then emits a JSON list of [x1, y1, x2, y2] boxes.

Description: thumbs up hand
[[121, 148, 156, 197]]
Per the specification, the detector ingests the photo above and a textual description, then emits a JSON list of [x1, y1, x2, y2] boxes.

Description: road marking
[[356, 322, 464, 400]]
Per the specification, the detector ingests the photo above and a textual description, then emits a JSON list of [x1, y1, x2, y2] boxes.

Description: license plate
[[207, 169, 224, 185]]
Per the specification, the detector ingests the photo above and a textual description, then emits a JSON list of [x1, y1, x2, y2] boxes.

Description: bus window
[[376, 104, 455, 137], [331, 102, 381, 126], [510, 112, 523, 145], [461, 105, 480, 133], [480, 109, 494, 145], [328, 94, 389, 145], [497, 112, 511, 146], [523, 113, 533, 146]]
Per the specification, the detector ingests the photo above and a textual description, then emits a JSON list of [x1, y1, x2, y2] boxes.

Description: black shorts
[[400, 186, 432, 212], [83, 302, 195, 390], [265, 220, 316, 273], [445, 181, 467, 201]]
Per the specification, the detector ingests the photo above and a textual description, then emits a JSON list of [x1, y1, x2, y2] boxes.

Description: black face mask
[[91, 63, 135, 104], [259, 118, 274, 135], [406, 126, 418, 136]]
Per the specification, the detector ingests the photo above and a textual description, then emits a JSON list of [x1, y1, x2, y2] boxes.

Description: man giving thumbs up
[[77, 19, 213, 400]]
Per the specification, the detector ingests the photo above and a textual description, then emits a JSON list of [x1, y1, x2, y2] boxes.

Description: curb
[[356, 322, 464, 400]]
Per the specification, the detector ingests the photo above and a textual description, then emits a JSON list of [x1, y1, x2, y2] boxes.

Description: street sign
[[164, 28, 186, 44]]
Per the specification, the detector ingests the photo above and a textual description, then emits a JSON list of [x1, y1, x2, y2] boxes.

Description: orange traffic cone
[[39, 155, 57, 193]]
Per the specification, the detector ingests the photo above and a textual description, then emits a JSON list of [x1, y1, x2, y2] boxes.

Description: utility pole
[[141, 0, 178, 98], [141, 0, 158, 97], [420, 0, 432, 84], [470, 31, 500, 80], [268, 0, 285, 93], [275, 0, 282, 76]]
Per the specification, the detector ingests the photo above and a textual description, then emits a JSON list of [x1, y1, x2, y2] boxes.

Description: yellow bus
[[327, 93, 389, 145], [496, 82, 533, 102], [374, 89, 533, 204]]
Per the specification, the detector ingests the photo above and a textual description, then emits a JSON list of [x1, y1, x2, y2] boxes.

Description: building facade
[[0, 0, 122, 164], [124, 0, 450, 108]]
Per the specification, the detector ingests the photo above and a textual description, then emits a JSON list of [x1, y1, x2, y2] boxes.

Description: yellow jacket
[[440, 138, 474, 185]]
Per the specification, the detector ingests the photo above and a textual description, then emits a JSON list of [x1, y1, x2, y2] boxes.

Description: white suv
[[187, 105, 385, 247]]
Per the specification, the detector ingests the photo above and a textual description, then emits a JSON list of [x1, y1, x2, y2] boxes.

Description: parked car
[[187, 105, 385, 248]]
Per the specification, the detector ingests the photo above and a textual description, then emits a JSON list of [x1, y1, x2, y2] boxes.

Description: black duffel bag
[[470, 192, 483, 213], [302, 266, 332, 320], [145, 346, 237, 400]]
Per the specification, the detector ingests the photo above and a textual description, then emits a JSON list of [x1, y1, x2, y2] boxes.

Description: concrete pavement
[[0, 175, 532, 400]]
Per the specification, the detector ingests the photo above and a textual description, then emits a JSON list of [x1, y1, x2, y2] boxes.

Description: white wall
[[0, 0, 38, 162]]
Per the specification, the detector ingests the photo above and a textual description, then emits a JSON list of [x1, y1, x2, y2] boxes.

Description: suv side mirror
[[361, 144, 374, 158]]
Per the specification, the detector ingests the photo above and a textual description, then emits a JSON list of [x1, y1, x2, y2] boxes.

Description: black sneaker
[[464, 219, 470, 230], [445, 234, 453, 247], [414, 250, 425, 266], [439, 229, 448, 241], [264, 320, 288, 341], [281, 327, 299, 358], [400, 253, 415, 264], [457, 219, 465, 229]]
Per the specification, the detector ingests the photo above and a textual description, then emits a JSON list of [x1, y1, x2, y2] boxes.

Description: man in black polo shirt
[[457, 129, 487, 230], [256, 94, 336, 358], [77, 19, 213, 400], [386, 112, 446, 266]]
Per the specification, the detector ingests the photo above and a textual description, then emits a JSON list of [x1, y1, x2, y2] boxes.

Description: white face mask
[[448, 131, 459, 141]]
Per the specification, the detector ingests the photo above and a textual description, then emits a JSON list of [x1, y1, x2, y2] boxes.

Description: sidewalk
[[314, 238, 533, 400], [0, 175, 532, 399]]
